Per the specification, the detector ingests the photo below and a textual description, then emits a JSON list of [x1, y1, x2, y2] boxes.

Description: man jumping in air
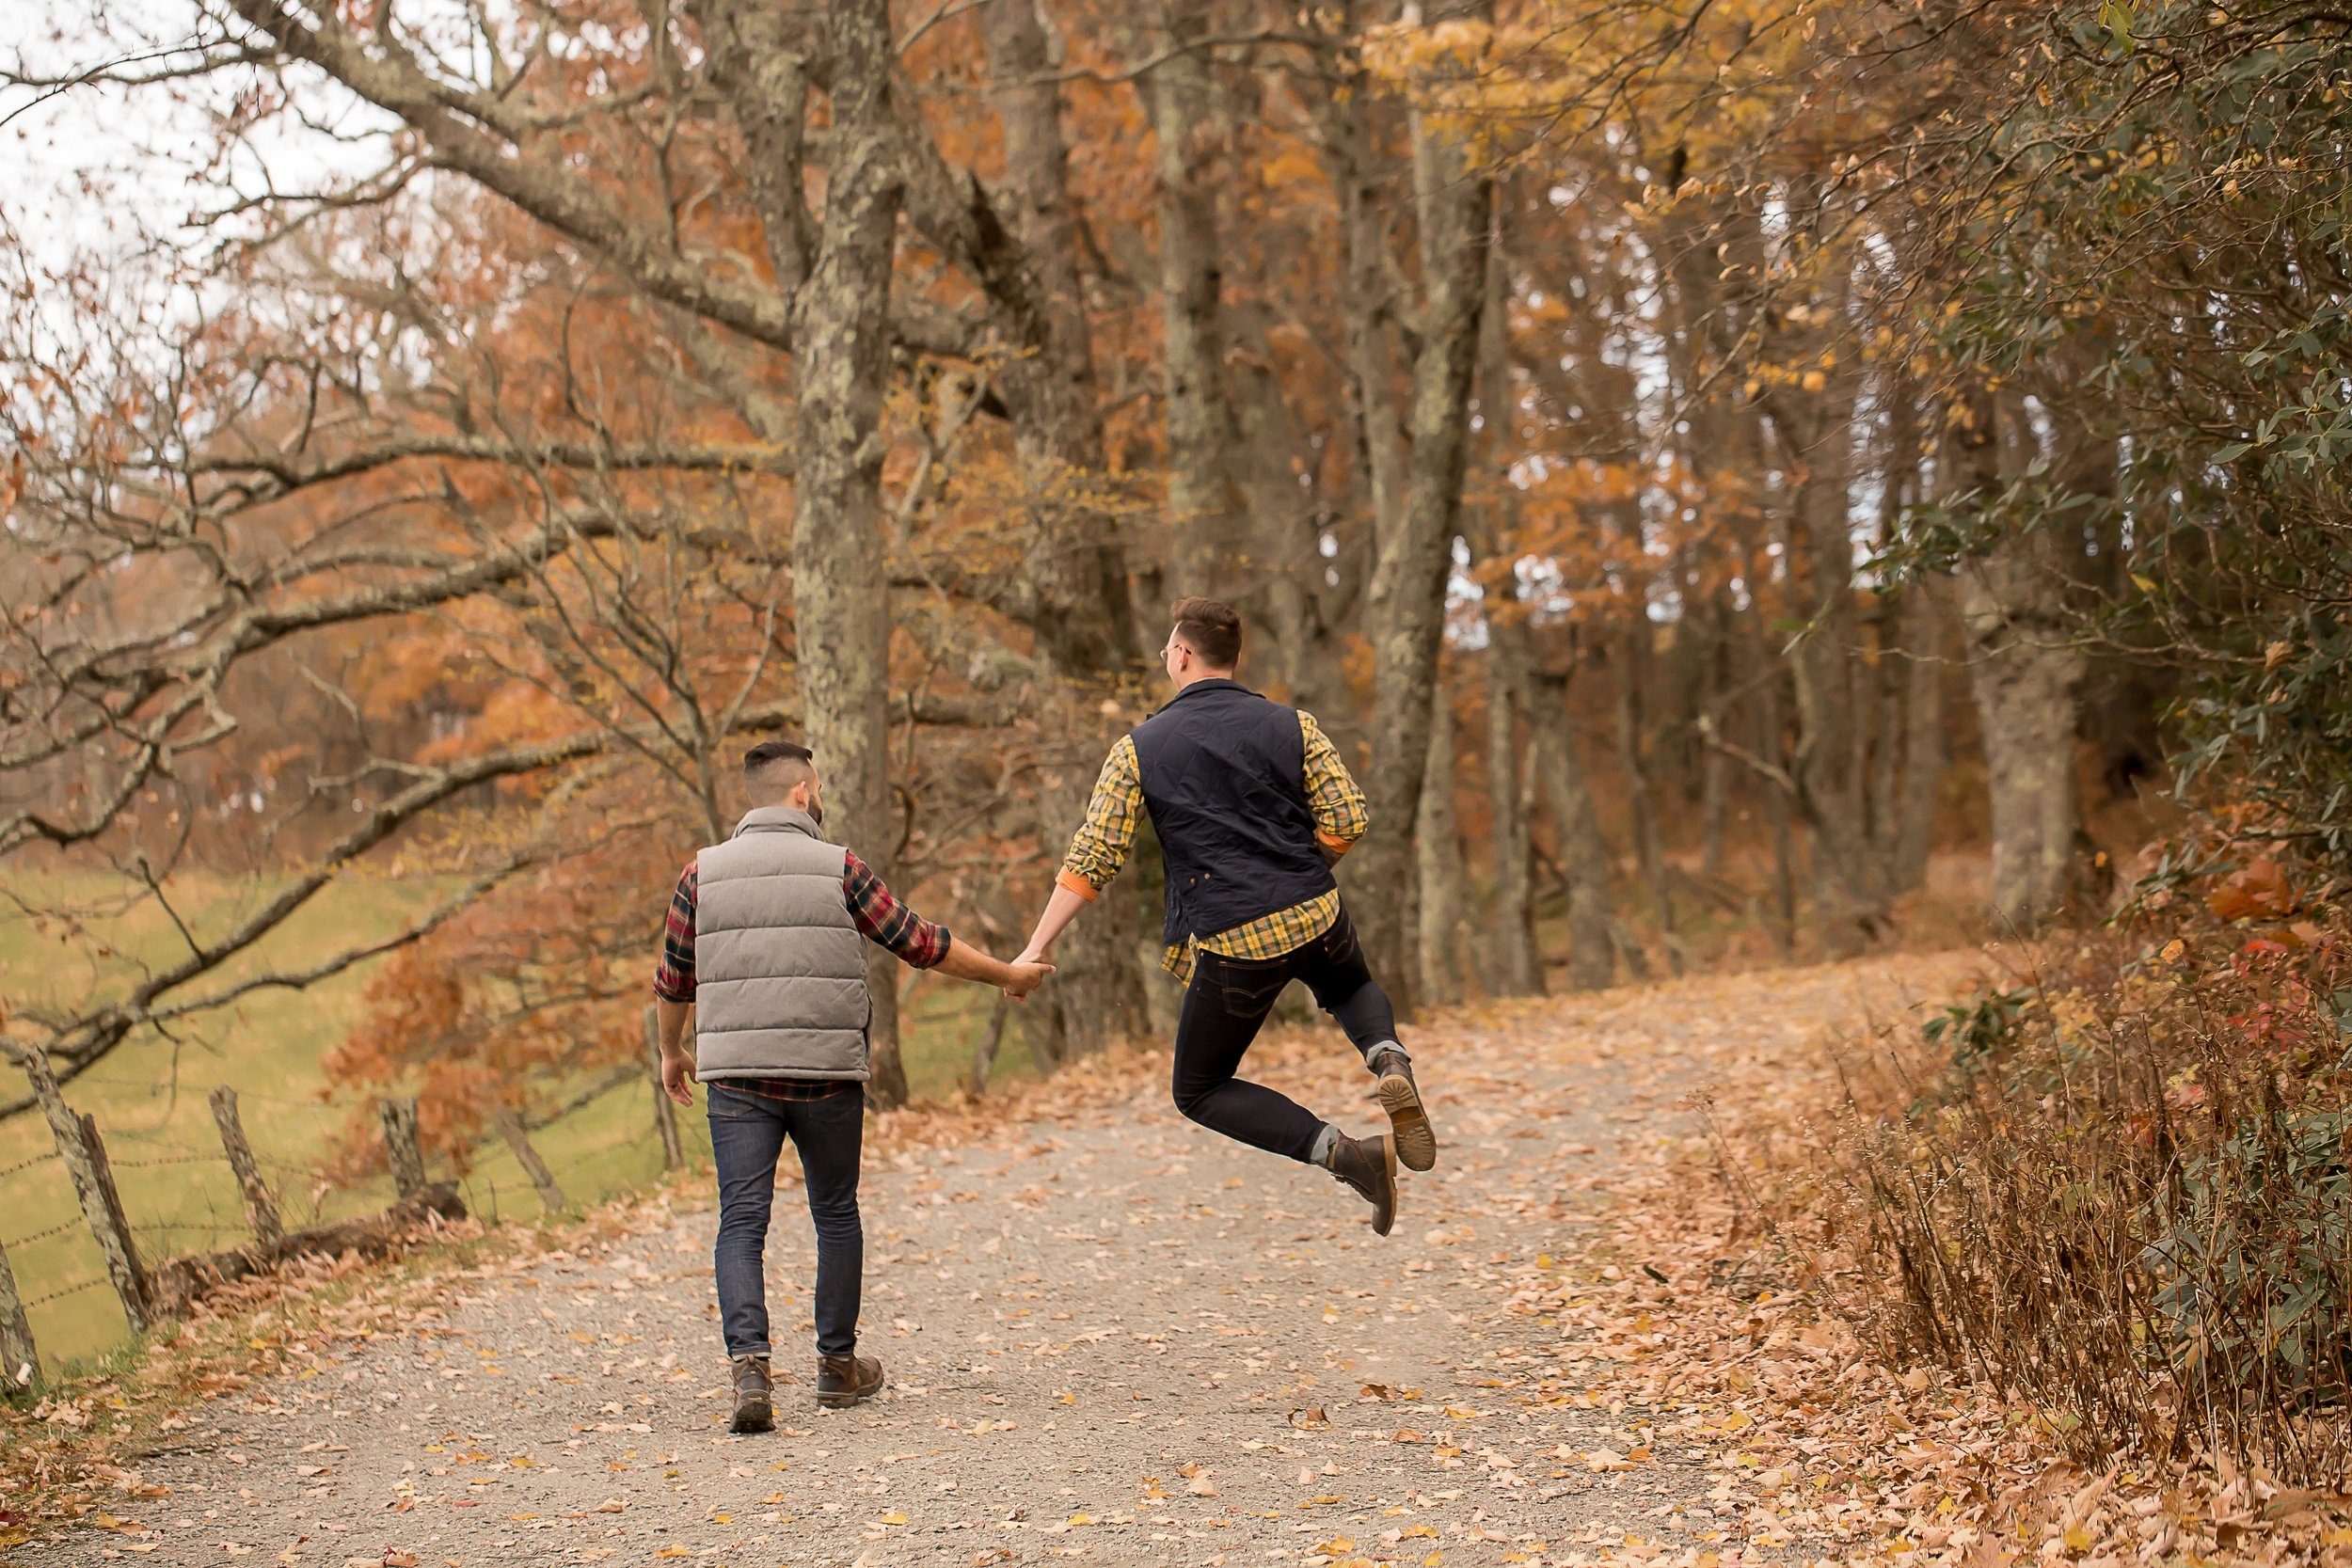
[[1015, 598, 1437, 1234]]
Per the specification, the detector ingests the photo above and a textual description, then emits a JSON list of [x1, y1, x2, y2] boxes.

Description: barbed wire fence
[[0, 1004, 699, 1384]]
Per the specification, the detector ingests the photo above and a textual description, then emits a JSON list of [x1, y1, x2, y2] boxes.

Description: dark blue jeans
[[1171, 905, 1398, 1163], [707, 1082, 865, 1360]]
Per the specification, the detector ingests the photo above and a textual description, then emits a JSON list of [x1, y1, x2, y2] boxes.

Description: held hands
[[1003, 957, 1055, 1001]]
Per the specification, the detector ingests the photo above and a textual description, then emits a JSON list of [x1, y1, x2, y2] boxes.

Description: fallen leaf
[[1290, 1406, 1331, 1431]]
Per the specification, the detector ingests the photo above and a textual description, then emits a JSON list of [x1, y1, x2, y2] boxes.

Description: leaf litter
[[9, 950, 2289, 1565]]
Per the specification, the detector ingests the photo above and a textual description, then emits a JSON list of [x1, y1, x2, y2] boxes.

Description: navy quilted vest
[[1130, 680, 1337, 947]]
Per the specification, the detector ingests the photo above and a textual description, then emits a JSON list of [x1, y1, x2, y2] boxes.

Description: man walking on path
[[1014, 598, 1437, 1236], [653, 740, 1052, 1433]]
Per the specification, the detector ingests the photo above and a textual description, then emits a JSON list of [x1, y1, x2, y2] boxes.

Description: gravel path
[[36, 964, 1908, 1568]]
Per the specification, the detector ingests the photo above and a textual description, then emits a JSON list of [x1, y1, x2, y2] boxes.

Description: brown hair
[[1169, 597, 1242, 670]]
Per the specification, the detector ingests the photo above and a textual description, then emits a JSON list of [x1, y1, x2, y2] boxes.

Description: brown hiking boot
[[1370, 1050, 1438, 1172], [1326, 1132, 1398, 1237], [816, 1352, 885, 1409], [729, 1354, 773, 1433]]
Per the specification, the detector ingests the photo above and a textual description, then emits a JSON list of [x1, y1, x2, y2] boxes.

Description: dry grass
[[1804, 919, 2352, 1487]]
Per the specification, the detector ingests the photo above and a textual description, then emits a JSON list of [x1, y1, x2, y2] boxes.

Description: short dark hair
[[743, 737, 816, 797], [1170, 597, 1242, 670]]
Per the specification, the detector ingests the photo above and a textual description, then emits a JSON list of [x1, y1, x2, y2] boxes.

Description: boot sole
[[730, 1399, 773, 1433], [1372, 1133, 1398, 1238], [1376, 1073, 1438, 1172], [816, 1382, 882, 1409]]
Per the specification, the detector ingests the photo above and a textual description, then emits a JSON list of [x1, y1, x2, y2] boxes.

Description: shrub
[[1817, 909, 2352, 1483]]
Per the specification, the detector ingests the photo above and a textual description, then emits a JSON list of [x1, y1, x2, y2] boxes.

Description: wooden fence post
[[378, 1098, 426, 1202], [19, 1047, 151, 1332], [494, 1112, 567, 1213], [0, 1238, 39, 1385], [644, 1004, 683, 1171], [208, 1086, 283, 1252]]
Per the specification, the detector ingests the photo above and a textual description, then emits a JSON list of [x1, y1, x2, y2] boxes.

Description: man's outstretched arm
[[934, 937, 1053, 996], [1019, 736, 1142, 962], [847, 850, 1052, 997]]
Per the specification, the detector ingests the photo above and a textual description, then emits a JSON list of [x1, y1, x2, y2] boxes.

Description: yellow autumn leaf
[[877, 1511, 906, 1525], [1067, 1513, 1094, 1527], [2063, 1525, 2094, 1552], [655, 1549, 690, 1560]]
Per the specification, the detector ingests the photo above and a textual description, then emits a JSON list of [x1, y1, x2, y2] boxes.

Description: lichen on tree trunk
[[786, 0, 909, 1103]]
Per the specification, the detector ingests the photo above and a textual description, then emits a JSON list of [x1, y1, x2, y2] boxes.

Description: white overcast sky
[[2, 2, 384, 295]]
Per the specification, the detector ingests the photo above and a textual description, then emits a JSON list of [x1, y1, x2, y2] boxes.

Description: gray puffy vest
[[691, 807, 871, 1082]]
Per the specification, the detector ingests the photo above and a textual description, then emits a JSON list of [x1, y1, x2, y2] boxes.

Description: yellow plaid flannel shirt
[[1057, 710, 1370, 983]]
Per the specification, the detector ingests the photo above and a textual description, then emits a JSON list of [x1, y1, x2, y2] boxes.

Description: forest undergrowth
[[1687, 848, 2352, 1567]]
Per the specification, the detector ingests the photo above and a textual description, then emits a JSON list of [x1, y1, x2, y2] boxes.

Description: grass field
[[0, 870, 1048, 1370]]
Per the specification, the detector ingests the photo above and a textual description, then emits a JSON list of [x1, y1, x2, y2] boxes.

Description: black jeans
[[1170, 905, 1398, 1163], [707, 1082, 865, 1360]]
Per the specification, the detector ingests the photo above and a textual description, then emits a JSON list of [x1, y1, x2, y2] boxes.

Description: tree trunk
[[1776, 362, 1899, 957], [907, 1, 1140, 679], [1690, 597, 1732, 881], [1337, 0, 1495, 1006], [378, 1097, 428, 1202], [1757, 665, 1800, 956], [1414, 676, 1471, 1008], [1032, 765, 1152, 1060], [1468, 206, 1542, 997], [973, 6, 1152, 1057], [1954, 389, 2090, 934], [1614, 616, 1683, 975], [1481, 622, 1544, 996], [1143, 2, 1251, 601], [1961, 538, 2086, 933], [966, 991, 1013, 1097], [791, 0, 909, 1101], [1893, 577, 1949, 894], [1533, 671, 1616, 990]]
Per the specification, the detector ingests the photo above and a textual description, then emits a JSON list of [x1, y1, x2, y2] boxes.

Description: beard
[[805, 797, 825, 826]]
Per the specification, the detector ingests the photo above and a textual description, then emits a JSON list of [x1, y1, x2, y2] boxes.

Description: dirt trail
[[35, 956, 1973, 1568]]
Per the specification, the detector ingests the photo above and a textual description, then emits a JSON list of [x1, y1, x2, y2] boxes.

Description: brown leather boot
[[729, 1354, 773, 1433], [1369, 1048, 1438, 1173], [815, 1352, 885, 1409], [1325, 1132, 1398, 1237]]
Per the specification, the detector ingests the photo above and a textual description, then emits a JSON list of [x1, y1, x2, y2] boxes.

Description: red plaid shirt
[[652, 851, 950, 1004]]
